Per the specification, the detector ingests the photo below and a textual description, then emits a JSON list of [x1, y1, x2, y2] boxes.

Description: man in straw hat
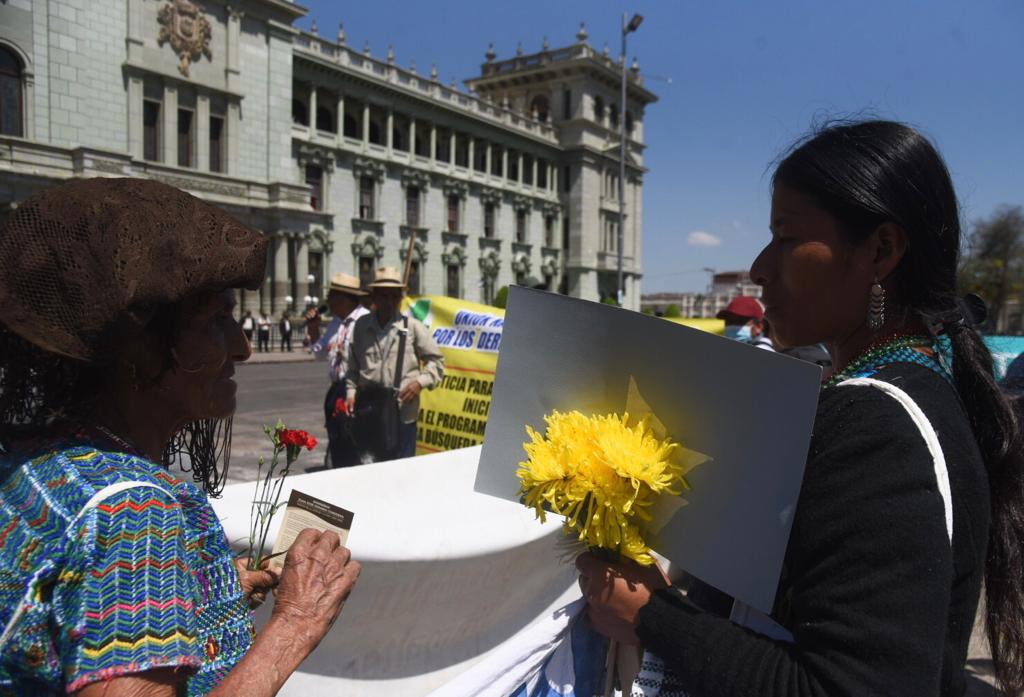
[[311, 272, 370, 468], [345, 267, 444, 462]]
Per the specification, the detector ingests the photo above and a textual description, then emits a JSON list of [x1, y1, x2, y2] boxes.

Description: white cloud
[[687, 230, 722, 247]]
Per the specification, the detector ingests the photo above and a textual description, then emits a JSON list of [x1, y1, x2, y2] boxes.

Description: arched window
[[316, 105, 335, 133], [0, 47, 24, 137], [593, 96, 605, 123], [343, 112, 359, 138], [291, 98, 308, 126], [529, 94, 549, 122], [625, 111, 635, 136], [368, 119, 382, 145]]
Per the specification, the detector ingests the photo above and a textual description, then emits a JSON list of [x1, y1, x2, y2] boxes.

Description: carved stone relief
[[157, 0, 213, 78]]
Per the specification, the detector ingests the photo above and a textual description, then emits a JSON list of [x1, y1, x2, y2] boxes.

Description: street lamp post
[[618, 12, 643, 307]]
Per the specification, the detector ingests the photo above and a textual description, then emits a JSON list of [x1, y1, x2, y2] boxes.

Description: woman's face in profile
[[159, 288, 250, 422], [751, 184, 875, 349]]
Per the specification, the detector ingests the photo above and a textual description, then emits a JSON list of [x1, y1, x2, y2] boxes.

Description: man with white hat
[[311, 272, 370, 467], [345, 267, 445, 462]]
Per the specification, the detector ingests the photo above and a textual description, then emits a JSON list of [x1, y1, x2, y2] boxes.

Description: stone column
[[336, 94, 345, 145], [501, 148, 508, 180], [386, 108, 393, 152], [468, 137, 475, 171], [362, 103, 370, 145], [429, 124, 437, 159], [531, 158, 538, 190], [126, 0, 144, 63], [409, 118, 416, 156], [295, 235, 310, 305], [162, 84, 178, 165], [273, 235, 291, 315], [227, 101, 240, 175], [485, 143, 492, 177], [226, 7, 242, 93], [308, 85, 318, 135], [196, 94, 210, 171], [448, 131, 455, 166], [552, 164, 559, 193], [127, 76, 143, 159], [517, 152, 523, 185]]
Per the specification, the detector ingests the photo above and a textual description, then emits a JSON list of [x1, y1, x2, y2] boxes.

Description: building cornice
[[291, 36, 561, 149], [465, 43, 658, 105]]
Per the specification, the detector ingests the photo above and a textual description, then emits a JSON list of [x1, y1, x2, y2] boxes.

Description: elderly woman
[[0, 179, 360, 695], [578, 121, 1024, 696]]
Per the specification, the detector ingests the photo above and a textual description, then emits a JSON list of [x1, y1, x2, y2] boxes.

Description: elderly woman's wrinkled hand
[[576, 552, 669, 646], [270, 528, 361, 652], [234, 558, 281, 609]]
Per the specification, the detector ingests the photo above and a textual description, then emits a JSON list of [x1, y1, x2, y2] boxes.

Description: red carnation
[[332, 398, 349, 418], [278, 428, 317, 451]]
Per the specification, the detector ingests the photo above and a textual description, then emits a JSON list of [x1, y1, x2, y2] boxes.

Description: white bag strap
[[0, 480, 172, 652], [838, 378, 953, 544]]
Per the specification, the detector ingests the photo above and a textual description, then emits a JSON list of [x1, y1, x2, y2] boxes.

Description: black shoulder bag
[[355, 316, 408, 461]]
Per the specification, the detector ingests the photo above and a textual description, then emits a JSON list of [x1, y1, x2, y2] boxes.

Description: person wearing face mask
[[716, 296, 773, 350]]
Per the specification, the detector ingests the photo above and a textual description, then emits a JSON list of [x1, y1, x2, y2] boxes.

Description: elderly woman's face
[[158, 289, 250, 421], [750, 184, 876, 349]]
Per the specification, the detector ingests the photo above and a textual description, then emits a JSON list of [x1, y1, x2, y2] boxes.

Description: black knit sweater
[[637, 363, 990, 697]]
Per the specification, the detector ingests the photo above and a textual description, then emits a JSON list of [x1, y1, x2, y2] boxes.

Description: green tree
[[493, 285, 509, 309], [642, 307, 654, 315], [601, 296, 620, 306], [664, 303, 682, 318], [958, 206, 1024, 333]]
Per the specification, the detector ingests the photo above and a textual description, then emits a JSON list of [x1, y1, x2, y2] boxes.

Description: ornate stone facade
[[0, 1, 655, 311]]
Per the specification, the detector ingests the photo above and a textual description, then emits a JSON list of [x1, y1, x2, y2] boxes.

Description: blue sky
[[299, 1, 1024, 293]]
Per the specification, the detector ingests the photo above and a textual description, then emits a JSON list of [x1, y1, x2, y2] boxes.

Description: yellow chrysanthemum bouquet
[[517, 378, 700, 566], [518, 410, 686, 565]]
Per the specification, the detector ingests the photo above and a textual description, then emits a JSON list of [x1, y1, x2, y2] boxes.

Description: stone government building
[[0, 0, 657, 312]]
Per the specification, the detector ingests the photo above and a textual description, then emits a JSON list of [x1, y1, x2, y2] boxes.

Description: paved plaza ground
[[228, 357, 330, 483], [225, 360, 999, 694]]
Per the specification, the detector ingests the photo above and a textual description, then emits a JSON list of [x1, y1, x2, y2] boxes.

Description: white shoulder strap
[[0, 480, 173, 652], [838, 377, 953, 544]]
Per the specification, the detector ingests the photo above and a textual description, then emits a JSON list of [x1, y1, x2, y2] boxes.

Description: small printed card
[[271, 489, 355, 557]]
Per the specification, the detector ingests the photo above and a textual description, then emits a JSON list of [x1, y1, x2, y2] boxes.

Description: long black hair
[[0, 305, 232, 496], [774, 119, 1024, 693]]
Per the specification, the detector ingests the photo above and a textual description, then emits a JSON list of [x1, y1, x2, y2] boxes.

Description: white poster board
[[475, 287, 822, 613]]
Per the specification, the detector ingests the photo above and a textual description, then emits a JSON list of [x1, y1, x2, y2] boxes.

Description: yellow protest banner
[[405, 295, 504, 455], [404, 295, 723, 455], [663, 317, 725, 335]]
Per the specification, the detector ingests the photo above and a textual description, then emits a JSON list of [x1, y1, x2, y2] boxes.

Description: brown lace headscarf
[[0, 178, 268, 494]]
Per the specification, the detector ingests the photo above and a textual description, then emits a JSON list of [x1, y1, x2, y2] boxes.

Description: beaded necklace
[[824, 332, 950, 389]]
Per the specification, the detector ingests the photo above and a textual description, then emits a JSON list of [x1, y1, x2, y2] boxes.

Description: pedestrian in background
[[304, 305, 322, 348], [279, 311, 293, 352], [240, 310, 255, 344], [345, 267, 444, 462], [717, 296, 772, 350], [257, 311, 271, 352], [312, 273, 369, 468]]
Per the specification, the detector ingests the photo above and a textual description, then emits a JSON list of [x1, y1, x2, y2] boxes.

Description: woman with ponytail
[[577, 120, 1024, 696]]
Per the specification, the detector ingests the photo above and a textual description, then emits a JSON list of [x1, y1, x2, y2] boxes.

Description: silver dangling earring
[[868, 276, 886, 331]]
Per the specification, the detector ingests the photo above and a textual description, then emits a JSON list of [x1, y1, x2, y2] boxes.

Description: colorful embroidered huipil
[[0, 442, 253, 696]]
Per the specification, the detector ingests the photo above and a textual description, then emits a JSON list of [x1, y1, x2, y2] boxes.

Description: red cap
[[716, 296, 764, 321]]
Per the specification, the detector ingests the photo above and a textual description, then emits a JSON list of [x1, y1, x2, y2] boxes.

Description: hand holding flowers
[[245, 422, 318, 571]]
